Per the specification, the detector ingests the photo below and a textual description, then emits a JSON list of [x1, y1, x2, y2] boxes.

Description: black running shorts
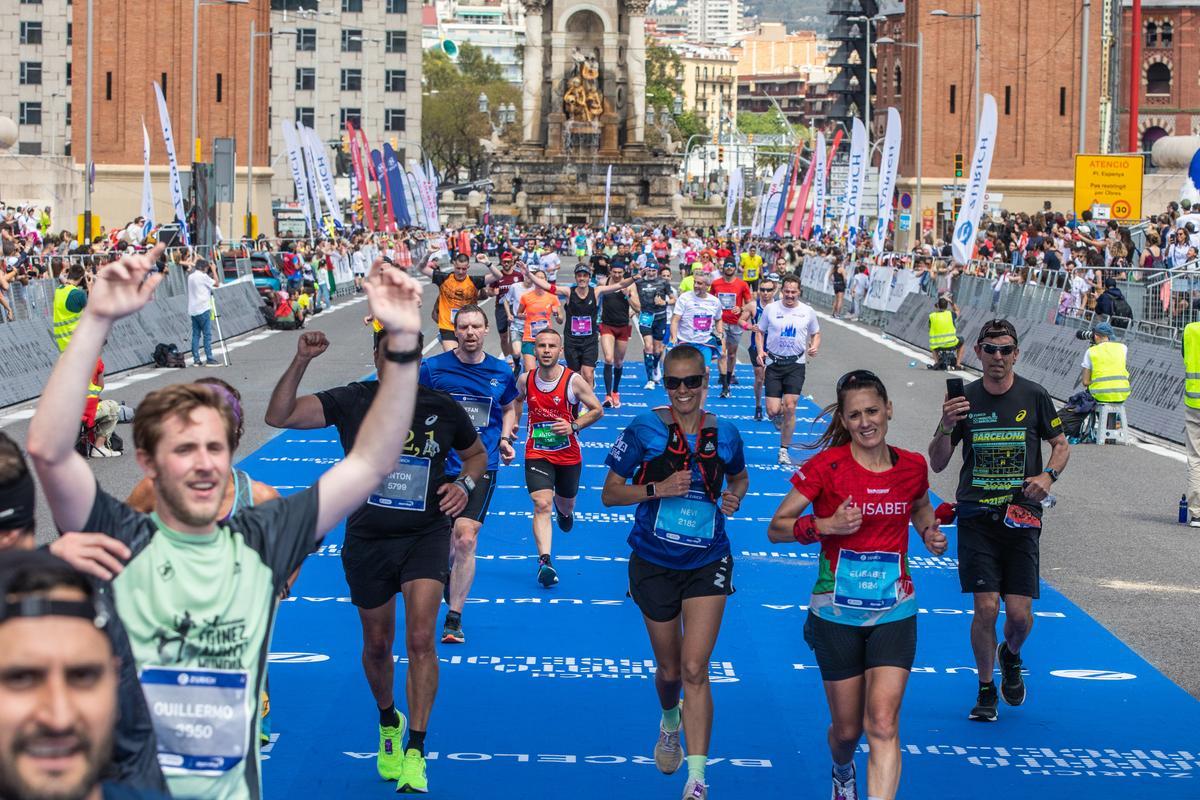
[[627, 552, 734, 623], [342, 529, 452, 608], [451, 469, 498, 524], [495, 303, 510, 334], [803, 611, 917, 682], [525, 459, 582, 498], [765, 362, 806, 398], [438, 328, 457, 343], [564, 337, 599, 370], [957, 512, 1041, 598]]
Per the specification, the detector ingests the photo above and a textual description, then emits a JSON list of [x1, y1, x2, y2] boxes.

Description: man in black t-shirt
[[265, 330, 486, 794], [929, 318, 1070, 724]]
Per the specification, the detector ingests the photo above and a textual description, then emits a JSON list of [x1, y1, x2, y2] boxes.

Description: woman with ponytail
[[768, 370, 948, 800]]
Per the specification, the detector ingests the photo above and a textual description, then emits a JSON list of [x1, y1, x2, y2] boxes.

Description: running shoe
[[772, 414, 782, 432], [654, 719, 683, 774], [441, 621, 465, 644], [205, 360, 222, 367], [719, 388, 731, 399], [730, 374, 740, 385], [754, 407, 764, 421], [603, 394, 614, 409], [777, 447, 792, 466], [681, 778, 707, 799], [644, 380, 655, 390], [378, 713, 407, 781], [555, 505, 574, 532], [537, 558, 559, 588], [396, 748, 428, 794], [997, 642, 1026, 706], [969, 683, 999, 721], [611, 393, 622, 408], [89, 444, 121, 458], [831, 767, 859, 800]]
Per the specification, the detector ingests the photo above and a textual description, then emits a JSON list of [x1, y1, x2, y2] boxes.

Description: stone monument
[[489, 0, 678, 225]]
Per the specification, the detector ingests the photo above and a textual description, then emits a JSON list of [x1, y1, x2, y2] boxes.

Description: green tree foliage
[[456, 42, 505, 84]]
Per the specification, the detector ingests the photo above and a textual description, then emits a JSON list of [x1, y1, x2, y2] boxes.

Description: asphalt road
[[6, 270, 1199, 699]]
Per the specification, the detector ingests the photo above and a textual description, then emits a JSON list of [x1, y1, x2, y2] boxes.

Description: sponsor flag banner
[[760, 163, 787, 236], [383, 143, 411, 228], [152, 81, 189, 245], [345, 121, 375, 231], [773, 146, 802, 236], [840, 118, 868, 241], [807, 131, 828, 239], [602, 165, 613, 229], [280, 120, 313, 235], [369, 149, 396, 232], [952, 94, 998, 265], [302, 126, 341, 229], [724, 167, 742, 232], [790, 148, 815, 238], [299, 127, 326, 230], [872, 107, 903, 257], [140, 119, 155, 235]]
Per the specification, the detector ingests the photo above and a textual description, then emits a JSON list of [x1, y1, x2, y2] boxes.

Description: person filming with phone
[[928, 319, 1070, 724]]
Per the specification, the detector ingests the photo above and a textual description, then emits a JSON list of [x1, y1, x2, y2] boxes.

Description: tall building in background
[[686, 0, 741, 43], [422, 0, 526, 84], [826, 0, 875, 132], [3, 0, 72, 158], [269, 0, 423, 202]]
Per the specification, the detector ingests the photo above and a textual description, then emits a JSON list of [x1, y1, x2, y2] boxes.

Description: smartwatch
[[455, 475, 476, 494], [1045, 467, 1060, 483], [570, 421, 580, 434], [645, 482, 656, 498]]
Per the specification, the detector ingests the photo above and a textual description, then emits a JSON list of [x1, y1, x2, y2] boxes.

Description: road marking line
[[1099, 579, 1200, 595]]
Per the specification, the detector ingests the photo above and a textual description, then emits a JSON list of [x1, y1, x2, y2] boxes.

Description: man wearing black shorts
[[491, 251, 523, 372], [930, 318, 1070, 723], [754, 274, 820, 466], [635, 263, 674, 389], [266, 330, 487, 793]]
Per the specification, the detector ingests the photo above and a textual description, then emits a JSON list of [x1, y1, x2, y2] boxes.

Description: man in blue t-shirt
[[419, 304, 520, 644], [601, 345, 748, 800]]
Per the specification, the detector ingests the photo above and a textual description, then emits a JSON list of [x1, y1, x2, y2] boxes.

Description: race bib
[[531, 317, 550, 335], [453, 393, 493, 430], [653, 490, 717, 548], [140, 667, 250, 776], [832, 550, 901, 610], [570, 315, 593, 336], [745, 267, 759, 280], [367, 455, 432, 511], [718, 292, 736, 310], [530, 420, 570, 452], [450, 307, 459, 324], [693, 314, 713, 332], [638, 311, 656, 328]]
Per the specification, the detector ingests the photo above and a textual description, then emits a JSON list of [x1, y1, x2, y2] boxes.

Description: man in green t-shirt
[[27, 244, 426, 800]]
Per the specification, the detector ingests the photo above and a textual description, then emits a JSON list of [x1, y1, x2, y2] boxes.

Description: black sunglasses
[[836, 369, 881, 393], [980, 343, 1017, 356], [664, 374, 705, 390]]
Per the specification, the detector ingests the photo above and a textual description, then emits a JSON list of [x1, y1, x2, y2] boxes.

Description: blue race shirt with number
[[605, 411, 746, 570], [420, 351, 519, 472]]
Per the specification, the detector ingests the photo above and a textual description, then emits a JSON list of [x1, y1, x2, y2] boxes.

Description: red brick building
[[1116, 1, 1200, 161]]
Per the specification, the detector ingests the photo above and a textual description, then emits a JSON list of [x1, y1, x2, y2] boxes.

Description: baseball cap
[[976, 318, 1019, 345], [1094, 322, 1116, 337], [574, 263, 591, 274]]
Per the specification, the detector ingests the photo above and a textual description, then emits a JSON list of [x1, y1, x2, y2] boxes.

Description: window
[[342, 0, 362, 10], [66, 62, 71, 86], [949, 84, 956, 114], [1147, 62, 1171, 95], [341, 68, 363, 92], [161, 72, 168, 94], [1004, 85, 1011, 115], [1145, 21, 1158, 47], [270, 0, 320, 9], [17, 142, 41, 155], [105, 72, 112, 100], [19, 21, 43, 45], [893, 64, 901, 97], [1162, 21, 1173, 45], [295, 67, 315, 91], [342, 29, 363, 52], [387, 0, 407, 12], [20, 0, 43, 4], [19, 62, 42, 85], [65, 102, 71, 125], [1059, 86, 1066, 116], [66, 23, 72, 45], [386, 31, 407, 53], [295, 107, 315, 128], [216, 73, 223, 103], [19, 102, 42, 126], [340, 107, 362, 127], [385, 69, 407, 92], [296, 28, 316, 51], [385, 108, 406, 131]]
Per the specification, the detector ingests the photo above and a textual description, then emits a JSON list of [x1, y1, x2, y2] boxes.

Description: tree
[[675, 111, 708, 140], [456, 42, 505, 85], [423, 49, 460, 93], [422, 78, 521, 182]]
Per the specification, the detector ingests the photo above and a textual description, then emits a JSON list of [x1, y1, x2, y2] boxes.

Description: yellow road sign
[[1074, 154, 1144, 221]]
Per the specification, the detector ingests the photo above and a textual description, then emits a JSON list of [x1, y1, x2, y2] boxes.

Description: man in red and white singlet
[[514, 329, 604, 587]]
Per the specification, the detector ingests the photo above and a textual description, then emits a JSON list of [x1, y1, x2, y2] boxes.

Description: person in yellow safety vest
[[1080, 322, 1130, 404], [1183, 320, 1200, 526], [928, 294, 964, 369], [52, 264, 89, 352]]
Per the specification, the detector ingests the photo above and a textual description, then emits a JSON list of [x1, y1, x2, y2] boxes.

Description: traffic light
[[952, 197, 962, 217], [718, 146, 725, 163], [953, 152, 964, 178], [747, 134, 755, 144]]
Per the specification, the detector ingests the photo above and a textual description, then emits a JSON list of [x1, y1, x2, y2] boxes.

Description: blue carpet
[[250, 363, 1200, 798]]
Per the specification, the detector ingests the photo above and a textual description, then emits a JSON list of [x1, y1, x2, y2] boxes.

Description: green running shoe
[[396, 748, 428, 794], [377, 713, 407, 781]]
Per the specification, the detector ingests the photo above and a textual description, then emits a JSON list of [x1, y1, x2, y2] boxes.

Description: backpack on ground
[[152, 342, 187, 368]]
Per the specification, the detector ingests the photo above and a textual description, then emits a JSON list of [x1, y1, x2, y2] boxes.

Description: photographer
[[1079, 322, 1130, 405]]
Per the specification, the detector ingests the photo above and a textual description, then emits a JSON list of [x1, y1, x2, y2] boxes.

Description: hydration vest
[[632, 408, 725, 502]]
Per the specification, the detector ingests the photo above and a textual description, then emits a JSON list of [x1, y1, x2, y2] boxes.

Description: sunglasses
[[663, 374, 705, 390], [980, 343, 1017, 356], [836, 369, 881, 393]]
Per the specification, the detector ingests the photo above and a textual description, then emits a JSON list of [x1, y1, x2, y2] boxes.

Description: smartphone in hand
[[946, 377, 965, 399]]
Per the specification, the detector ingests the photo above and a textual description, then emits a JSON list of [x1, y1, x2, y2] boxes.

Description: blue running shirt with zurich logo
[[420, 351, 519, 473], [606, 410, 746, 570]]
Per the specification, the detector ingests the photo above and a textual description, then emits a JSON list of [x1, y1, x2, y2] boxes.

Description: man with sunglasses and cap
[[755, 273, 820, 466], [601, 345, 749, 800], [929, 319, 1070, 723]]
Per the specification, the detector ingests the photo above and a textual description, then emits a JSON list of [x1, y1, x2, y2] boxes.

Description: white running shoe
[[777, 447, 792, 466], [682, 778, 707, 799], [644, 380, 655, 390], [831, 768, 859, 800], [90, 444, 121, 458], [654, 721, 683, 774]]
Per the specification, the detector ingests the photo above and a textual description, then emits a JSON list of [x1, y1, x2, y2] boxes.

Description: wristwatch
[[570, 421, 580, 434], [383, 343, 422, 364], [455, 475, 476, 493], [502, 435, 517, 445], [645, 482, 657, 498], [1045, 467, 1060, 483]]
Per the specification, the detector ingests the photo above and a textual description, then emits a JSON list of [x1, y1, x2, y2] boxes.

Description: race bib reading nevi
[[638, 311, 655, 328], [453, 393, 493, 429], [140, 666, 250, 776], [654, 490, 716, 548], [530, 420, 569, 451], [693, 315, 713, 332], [832, 549, 901, 610], [367, 455, 431, 511], [571, 316, 593, 336]]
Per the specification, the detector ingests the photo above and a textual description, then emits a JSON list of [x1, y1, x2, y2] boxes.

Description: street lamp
[[846, 14, 886, 142], [931, 3, 981, 142], [673, 95, 683, 116], [245, 23, 296, 238], [876, 33, 924, 246]]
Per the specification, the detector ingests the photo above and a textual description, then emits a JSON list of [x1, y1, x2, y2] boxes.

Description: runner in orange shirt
[[518, 269, 564, 372]]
